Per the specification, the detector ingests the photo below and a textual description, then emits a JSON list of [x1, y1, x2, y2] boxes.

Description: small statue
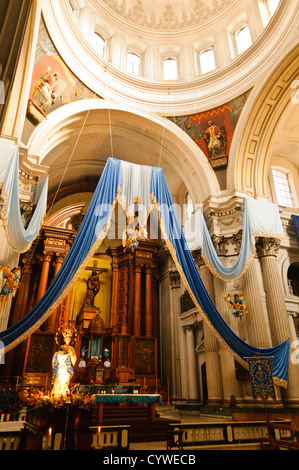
[[103, 348, 111, 368], [51, 328, 77, 397], [223, 293, 248, 320], [122, 212, 146, 251]]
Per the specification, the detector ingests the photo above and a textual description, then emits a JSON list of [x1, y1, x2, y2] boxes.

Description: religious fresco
[[22, 18, 101, 142], [168, 91, 251, 171]]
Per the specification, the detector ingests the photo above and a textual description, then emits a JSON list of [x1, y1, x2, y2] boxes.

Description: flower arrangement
[[228, 394, 236, 407], [0, 387, 23, 418], [26, 390, 95, 412]]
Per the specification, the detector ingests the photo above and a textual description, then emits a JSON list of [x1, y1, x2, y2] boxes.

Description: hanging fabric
[[0, 141, 48, 253], [0, 157, 289, 386], [184, 198, 284, 281]]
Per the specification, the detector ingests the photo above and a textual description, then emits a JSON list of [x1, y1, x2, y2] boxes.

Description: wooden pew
[[260, 421, 299, 450]]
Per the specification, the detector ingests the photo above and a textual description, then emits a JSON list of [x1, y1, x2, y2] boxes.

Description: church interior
[[0, 0, 299, 452]]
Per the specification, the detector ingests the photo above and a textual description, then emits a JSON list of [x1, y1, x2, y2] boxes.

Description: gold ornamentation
[[222, 293, 248, 320]]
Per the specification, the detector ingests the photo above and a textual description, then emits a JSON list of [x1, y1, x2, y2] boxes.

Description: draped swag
[[184, 197, 284, 281], [0, 142, 48, 253], [0, 157, 289, 386]]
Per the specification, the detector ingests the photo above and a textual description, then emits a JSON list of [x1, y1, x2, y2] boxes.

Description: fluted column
[[185, 325, 199, 401], [213, 275, 242, 402], [35, 251, 53, 304], [8, 255, 33, 326], [108, 249, 119, 329], [145, 266, 152, 337], [257, 237, 299, 403], [133, 263, 142, 335], [169, 269, 183, 401], [195, 251, 223, 405], [46, 253, 66, 333], [242, 256, 272, 347]]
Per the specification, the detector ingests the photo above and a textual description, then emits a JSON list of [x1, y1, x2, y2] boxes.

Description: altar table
[[92, 394, 162, 423]]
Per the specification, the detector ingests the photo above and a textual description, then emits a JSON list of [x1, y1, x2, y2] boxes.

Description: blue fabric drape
[[0, 142, 48, 253], [0, 157, 289, 386], [0, 157, 121, 352], [151, 166, 289, 386], [184, 198, 283, 281]]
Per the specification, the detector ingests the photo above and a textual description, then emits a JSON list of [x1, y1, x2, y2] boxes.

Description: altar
[[92, 393, 162, 424]]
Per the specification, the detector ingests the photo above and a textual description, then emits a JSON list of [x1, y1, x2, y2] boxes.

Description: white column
[[196, 252, 223, 405], [257, 238, 299, 404], [185, 325, 199, 401], [213, 275, 242, 402], [1, 1, 42, 140], [242, 256, 272, 347]]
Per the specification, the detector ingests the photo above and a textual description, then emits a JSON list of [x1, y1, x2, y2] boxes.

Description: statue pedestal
[[77, 307, 100, 330]]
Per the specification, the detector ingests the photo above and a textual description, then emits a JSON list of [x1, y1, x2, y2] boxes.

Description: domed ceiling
[[100, 0, 238, 31]]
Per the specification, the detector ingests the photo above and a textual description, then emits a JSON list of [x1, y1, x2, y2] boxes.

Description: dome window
[[93, 32, 105, 58], [163, 58, 178, 80], [235, 25, 252, 54], [199, 49, 216, 74], [127, 53, 141, 76]]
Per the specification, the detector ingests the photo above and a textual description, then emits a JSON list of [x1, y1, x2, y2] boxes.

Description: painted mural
[[168, 91, 251, 170], [22, 18, 101, 142]]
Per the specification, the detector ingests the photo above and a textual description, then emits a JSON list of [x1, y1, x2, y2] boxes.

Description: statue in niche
[[203, 120, 227, 159], [51, 328, 77, 397]]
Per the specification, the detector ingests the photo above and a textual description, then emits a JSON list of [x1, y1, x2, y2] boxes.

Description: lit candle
[[97, 426, 101, 446], [48, 427, 52, 450]]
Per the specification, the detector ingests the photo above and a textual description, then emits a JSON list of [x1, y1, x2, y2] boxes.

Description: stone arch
[[227, 44, 299, 198], [27, 99, 220, 205]]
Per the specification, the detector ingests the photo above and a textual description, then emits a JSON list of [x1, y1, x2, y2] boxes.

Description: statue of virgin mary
[[51, 328, 77, 397]]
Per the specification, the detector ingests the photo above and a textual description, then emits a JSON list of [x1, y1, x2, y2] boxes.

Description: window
[[93, 33, 105, 57], [199, 49, 216, 74], [258, 1, 270, 27], [127, 53, 140, 76], [258, 0, 280, 27], [235, 25, 252, 55], [268, 0, 280, 16], [272, 169, 294, 207], [163, 58, 178, 80]]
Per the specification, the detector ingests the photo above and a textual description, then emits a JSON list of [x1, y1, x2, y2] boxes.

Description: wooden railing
[[260, 421, 299, 450]]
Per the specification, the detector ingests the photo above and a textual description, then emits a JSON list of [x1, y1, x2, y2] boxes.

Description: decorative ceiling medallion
[[101, 0, 237, 31]]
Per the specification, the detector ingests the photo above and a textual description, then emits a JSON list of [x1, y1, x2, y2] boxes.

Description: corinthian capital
[[256, 237, 281, 258]]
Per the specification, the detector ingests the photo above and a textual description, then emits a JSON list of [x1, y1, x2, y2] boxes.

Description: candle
[[97, 426, 101, 446], [48, 427, 52, 450]]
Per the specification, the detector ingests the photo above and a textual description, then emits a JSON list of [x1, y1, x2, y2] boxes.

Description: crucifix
[[83, 260, 108, 308]]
